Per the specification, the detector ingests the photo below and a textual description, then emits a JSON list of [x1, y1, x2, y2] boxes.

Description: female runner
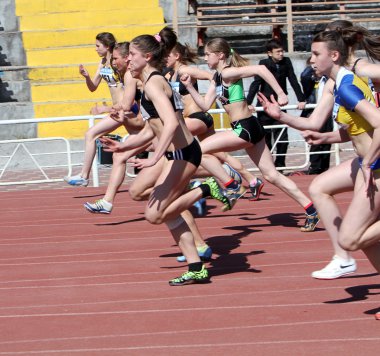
[[100, 29, 212, 286], [180, 38, 319, 231], [259, 30, 380, 285], [64, 33, 130, 187]]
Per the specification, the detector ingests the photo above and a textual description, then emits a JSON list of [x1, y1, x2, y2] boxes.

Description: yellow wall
[[15, 0, 165, 138]]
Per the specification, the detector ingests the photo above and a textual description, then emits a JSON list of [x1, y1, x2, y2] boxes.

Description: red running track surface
[[0, 175, 379, 355]]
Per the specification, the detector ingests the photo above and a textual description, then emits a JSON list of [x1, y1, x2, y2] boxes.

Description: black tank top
[[168, 70, 199, 96], [140, 71, 183, 120]]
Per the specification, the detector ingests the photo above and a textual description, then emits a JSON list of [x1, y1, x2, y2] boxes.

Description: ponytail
[[131, 27, 177, 71], [342, 25, 380, 63], [172, 42, 198, 64]]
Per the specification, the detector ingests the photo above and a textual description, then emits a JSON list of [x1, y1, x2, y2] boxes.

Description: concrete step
[[33, 100, 113, 118], [26, 46, 102, 67], [21, 25, 164, 50], [19, 8, 163, 31], [29, 64, 97, 82], [0, 81, 31, 102], [0, 32, 26, 66], [0, 102, 36, 139], [31, 80, 111, 102], [15, 0, 160, 15], [0, 0, 18, 32]]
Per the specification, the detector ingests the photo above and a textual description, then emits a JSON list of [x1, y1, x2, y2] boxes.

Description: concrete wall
[[159, 0, 198, 47], [0, 0, 18, 32], [0, 0, 35, 139]]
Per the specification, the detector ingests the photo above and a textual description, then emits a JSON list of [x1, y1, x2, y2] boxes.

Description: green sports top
[[213, 71, 246, 105]]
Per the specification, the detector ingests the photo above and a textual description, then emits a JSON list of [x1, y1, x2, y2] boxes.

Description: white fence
[[0, 105, 352, 187]]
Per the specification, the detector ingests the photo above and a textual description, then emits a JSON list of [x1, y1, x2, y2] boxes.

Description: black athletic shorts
[[188, 111, 214, 129], [164, 139, 202, 167], [231, 116, 265, 144]]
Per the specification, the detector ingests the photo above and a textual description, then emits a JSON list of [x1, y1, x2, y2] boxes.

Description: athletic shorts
[[188, 111, 214, 129], [230, 116, 265, 144], [164, 139, 202, 167], [359, 157, 380, 172]]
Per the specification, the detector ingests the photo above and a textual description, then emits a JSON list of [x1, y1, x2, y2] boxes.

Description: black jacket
[[246, 57, 305, 105]]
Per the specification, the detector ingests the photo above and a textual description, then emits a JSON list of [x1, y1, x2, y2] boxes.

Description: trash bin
[[96, 134, 122, 165]]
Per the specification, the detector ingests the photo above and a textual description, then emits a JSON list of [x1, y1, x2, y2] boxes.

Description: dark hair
[[131, 27, 177, 70], [96, 32, 117, 52], [206, 37, 248, 67], [266, 39, 283, 52], [172, 42, 198, 64], [341, 25, 380, 62], [159, 26, 178, 54], [325, 20, 353, 31], [113, 42, 130, 57], [312, 31, 348, 66]]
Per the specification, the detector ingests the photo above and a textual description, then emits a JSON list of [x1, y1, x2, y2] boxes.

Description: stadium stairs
[[0, 0, 164, 139]]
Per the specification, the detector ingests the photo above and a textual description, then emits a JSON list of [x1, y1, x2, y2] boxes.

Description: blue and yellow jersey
[[333, 67, 375, 136]]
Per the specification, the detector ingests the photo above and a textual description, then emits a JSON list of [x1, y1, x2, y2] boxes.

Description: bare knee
[[261, 170, 280, 185], [112, 152, 126, 165], [308, 178, 327, 201], [84, 129, 97, 143], [338, 233, 361, 252], [145, 209, 163, 225], [129, 184, 144, 201]]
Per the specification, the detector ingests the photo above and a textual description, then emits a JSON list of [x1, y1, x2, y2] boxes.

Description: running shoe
[[84, 199, 113, 214], [222, 163, 242, 184], [190, 181, 207, 217], [169, 265, 209, 286], [224, 184, 247, 211], [201, 177, 232, 211], [249, 178, 264, 201], [64, 175, 89, 187], [311, 255, 357, 279], [193, 198, 207, 217], [177, 245, 212, 262], [300, 212, 320, 232]]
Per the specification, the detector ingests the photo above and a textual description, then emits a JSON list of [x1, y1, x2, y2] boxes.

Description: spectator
[[247, 38, 306, 170]]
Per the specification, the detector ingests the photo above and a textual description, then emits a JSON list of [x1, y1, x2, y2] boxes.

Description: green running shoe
[[225, 184, 247, 210], [169, 265, 209, 286], [201, 177, 231, 211]]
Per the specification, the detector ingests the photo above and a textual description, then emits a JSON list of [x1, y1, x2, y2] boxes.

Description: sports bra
[[168, 70, 199, 96], [213, 70, 245, 105], [333, 67, 375, 136], [140, 71, 183, 121], [99, 64, 120, 88]]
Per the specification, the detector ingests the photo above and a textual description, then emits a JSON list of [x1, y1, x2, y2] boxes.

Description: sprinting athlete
[[181, 37, 319, 232], [259, 30, 380, 286]]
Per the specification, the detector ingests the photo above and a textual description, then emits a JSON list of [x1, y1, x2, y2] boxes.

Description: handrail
[[0, 103, 351, 187], [0, 115, 105, 187], [193, 0, 380, 53], [0, 137, 72, 186]]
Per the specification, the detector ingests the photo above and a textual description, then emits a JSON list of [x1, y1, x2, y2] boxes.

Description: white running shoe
[[222, 163, 243, 185], [64, 175, 89, 187], [84, 199, 113, 214], [312, 255, 357, 280]]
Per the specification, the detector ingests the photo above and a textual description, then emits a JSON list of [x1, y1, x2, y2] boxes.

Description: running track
[[0, 175, 379, 355]]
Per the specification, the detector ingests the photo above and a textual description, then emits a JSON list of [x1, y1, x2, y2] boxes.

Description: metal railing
[[0, 104, 352, 187], [0, 115, 104, 187], [0, 137, 72, 185], [192, 0, 380, 53]]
